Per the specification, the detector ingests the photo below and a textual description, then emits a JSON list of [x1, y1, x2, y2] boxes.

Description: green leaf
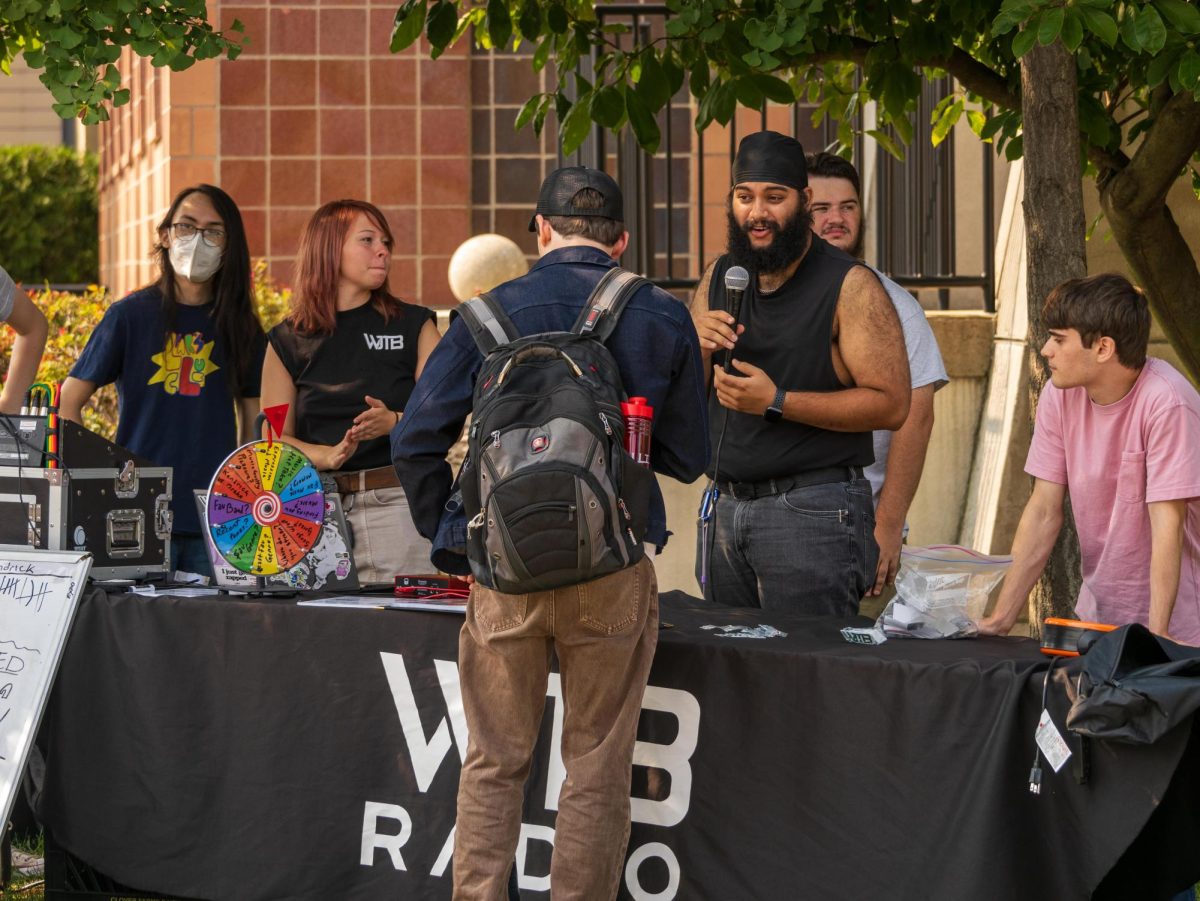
[[1134, 6, 1167, 54], [517, 1, 542, 41], [1011, 25, 1037, 58], [559, 90, 593, 156], [112, 87, 131, 107], [547, 3, 569, 34], [51, 101, 77, 118], [515, 93, 542, 129], [592, 84, 624, 127], [634, 52, 670, 110], [1180, 50, 1200, 91], [1119, 6, 1142, 51], [486, 0, 513, 50], [867, 128, 904, 161], [1004, 134, 1024, 161], [689, 61, 710, 97], [980, 113, 1006, 141], [663, 58, 685, 98], [931, 98, 963, 147], [732, 75, 764, 110], [714, 80, 736, 124], [54, 27, 84, 50], [427, 1, 457, 50], [753, 73, 795, 104], [1156, 0, 1200, 34], [1037, 8, 1064, 45], [624, 84, 661, 153], [533, 35, 552, 71], [390, 0, 428, 53], [1146, 48, 1176, 87], [168, 52, 195, 72], [966, 109, 987, 136], [1060, 9, 1084, 52], [1076, 7, 1117, 46]]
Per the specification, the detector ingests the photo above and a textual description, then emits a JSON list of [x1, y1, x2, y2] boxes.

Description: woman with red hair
[[262, 199, 440, 583]]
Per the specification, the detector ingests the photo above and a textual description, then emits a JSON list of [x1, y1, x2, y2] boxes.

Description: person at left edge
[[0, 263, 50, 414], [61, 184, 266, 578], [261, 199, 441, 585]]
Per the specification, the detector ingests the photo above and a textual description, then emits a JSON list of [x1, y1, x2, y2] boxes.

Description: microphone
[[723, 265, 750, 373]]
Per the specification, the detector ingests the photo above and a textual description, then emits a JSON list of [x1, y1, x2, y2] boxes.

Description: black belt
[[717, 465, 864, 501]]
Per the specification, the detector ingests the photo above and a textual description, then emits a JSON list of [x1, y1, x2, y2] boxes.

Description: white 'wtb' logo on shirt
[[364, 334, 404, 351]]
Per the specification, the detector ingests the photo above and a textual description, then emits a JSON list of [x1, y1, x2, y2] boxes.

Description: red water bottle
[[621, 396, 653, 466]]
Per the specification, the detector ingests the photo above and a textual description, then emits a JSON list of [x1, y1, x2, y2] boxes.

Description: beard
[[725, 203, 815, 276]]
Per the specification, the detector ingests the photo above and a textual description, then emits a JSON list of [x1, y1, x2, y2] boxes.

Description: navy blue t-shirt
[[70, 286, 266, 534]]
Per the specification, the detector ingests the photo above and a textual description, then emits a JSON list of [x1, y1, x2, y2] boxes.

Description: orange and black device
[[394, 574, 471, 598], [1040, 617, 1118, 657]]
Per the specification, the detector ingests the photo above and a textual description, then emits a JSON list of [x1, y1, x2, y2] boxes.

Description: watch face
[[764, 405, 783, 423]]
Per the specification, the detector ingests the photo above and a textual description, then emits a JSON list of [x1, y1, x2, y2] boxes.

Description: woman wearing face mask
[[262, 199, 440, 585], [61, 184, 266, 577]]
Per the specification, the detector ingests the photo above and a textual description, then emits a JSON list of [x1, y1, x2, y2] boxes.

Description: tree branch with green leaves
[[1, 0, 245, 125]]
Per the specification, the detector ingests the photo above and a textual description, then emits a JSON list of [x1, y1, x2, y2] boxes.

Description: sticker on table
[[207, 440, 325, 576]]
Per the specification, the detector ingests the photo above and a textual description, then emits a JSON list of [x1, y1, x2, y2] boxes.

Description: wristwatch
[[763, 387, 786, 423]]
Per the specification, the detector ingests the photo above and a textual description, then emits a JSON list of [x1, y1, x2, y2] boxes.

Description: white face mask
[[169, 232, 224, 283]]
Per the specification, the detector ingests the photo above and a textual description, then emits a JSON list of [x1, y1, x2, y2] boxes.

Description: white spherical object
[[448, 233, 529, 301]]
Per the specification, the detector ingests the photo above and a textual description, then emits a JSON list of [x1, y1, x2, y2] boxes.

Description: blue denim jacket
[[391, 245, 710, 573]]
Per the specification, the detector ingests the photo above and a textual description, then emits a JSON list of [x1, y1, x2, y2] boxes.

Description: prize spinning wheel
[[206, 441, 325, 575]]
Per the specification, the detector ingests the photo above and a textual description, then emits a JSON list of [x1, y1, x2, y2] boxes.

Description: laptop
[[194, 487, 359, 593]]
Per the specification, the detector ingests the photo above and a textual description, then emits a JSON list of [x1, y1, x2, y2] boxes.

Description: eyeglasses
[[170, 222, 226, 248]]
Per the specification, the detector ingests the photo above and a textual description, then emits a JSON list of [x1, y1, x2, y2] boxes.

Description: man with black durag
[[690, 131, 910, 616]]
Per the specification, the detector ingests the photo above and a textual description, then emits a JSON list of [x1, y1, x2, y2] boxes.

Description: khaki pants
[[453, 557, 658, 900], [340, 485, 433, 583]]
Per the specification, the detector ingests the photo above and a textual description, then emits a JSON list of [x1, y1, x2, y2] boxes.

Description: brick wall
[[98, 0, 487, 307]]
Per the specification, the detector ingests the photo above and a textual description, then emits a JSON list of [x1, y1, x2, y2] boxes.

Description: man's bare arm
[[978, 478, 1067, 635], [870, 383, 936, 595], [1148, 498, 1187, 639], [778, 266, 910, 431]]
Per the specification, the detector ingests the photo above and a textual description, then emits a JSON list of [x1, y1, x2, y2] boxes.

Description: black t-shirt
[[706, 237, 874, 482], [269, 300, 434, 471]]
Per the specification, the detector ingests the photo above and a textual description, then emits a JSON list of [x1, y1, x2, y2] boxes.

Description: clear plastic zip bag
[[877, 545, 1014, 639]]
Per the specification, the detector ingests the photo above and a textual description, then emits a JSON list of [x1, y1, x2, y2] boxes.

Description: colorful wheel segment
[[207, 441, 325, 575]]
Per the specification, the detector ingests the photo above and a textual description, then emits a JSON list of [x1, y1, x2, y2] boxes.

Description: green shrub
[[0, 145, 98, 284]]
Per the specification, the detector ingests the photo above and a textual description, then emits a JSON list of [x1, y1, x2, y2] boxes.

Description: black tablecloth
[[37, 588, 1200, 900]]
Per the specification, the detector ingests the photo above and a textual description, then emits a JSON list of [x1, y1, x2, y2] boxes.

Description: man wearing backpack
[[392, 166, 708, 899]]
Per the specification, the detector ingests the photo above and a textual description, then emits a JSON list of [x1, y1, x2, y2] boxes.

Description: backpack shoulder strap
[[455, 292, 520, 355], [571, 266, 651, 344]]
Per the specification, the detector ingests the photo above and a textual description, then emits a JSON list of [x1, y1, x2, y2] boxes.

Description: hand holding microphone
[[693, 265, 750, 365]]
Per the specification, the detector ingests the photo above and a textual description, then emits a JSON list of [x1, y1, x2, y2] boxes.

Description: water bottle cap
[[621, 396, 654, 419]]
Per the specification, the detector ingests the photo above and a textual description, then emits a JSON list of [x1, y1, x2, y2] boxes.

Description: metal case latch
[[106, 509, 145, 558], [155, 495, 173, 539], [115, 460, 139, 498]]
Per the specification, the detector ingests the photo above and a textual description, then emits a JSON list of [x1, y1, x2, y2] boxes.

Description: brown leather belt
[[331, 465, 401, 494]]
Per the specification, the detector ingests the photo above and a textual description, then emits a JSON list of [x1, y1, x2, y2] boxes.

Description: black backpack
[[455, 267, 656, 593]]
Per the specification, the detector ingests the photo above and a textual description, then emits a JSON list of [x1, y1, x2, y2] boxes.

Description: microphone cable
[[699, 264, 750, 600]]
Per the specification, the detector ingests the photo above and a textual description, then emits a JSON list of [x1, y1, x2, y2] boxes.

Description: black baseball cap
[[528, 166, 624, 231]]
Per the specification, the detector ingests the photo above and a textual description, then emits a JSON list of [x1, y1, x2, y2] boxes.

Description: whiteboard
[[0, 546, 91, 828]]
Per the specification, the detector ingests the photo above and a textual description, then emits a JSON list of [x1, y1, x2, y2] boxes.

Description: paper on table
[[297, 596, 467, 614]]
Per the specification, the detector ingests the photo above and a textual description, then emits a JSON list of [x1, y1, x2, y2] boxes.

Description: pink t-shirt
[[1025, 358, 1200, 644]]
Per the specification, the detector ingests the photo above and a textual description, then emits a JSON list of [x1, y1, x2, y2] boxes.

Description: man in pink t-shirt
[[980, 274, 1200, 645]]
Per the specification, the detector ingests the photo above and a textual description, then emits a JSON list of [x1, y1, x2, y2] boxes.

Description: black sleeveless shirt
[[269, 300, 434, 471], [706, 235, 874, 482]]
